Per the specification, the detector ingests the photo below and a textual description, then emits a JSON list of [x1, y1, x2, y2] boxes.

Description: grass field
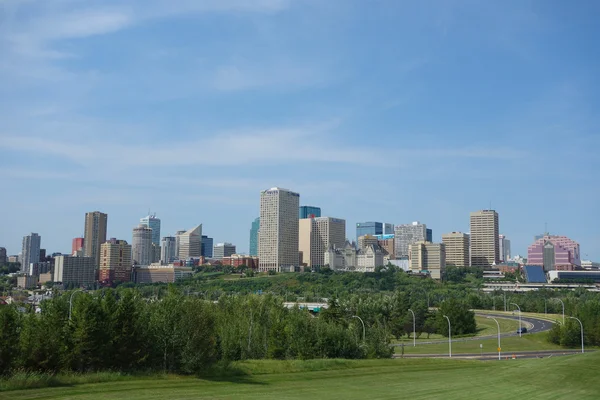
[[2, 353, 599, 399]]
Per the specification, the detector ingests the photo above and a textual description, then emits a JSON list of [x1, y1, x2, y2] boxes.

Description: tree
[[436, 298, 476, 337], [0, 305, 20, 374]]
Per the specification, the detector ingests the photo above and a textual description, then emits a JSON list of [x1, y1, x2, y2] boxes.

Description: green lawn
[[2, 353, 599, 399], [395, 332, 565, 355]]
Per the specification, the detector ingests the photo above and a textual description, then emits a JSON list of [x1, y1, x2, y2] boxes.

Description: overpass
[[283, 302, 328, 312]]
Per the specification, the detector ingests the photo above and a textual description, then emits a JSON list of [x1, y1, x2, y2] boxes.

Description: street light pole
[[487, 317, 501, 361], [352, 315, 366, 343], [503, 291, 507, 312], [569, 316, 584, 354], [556, 299, 565, 325], [69, 289, 84, 321], [408, 309, 416, 347], [443, 315, 451, 358], [511, 303, 522, 337]]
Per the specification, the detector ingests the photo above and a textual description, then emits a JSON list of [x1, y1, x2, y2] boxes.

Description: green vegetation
[[2, 353, 600, 399]]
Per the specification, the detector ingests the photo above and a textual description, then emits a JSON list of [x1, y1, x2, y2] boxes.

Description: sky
[[0, 0, 599, 260]]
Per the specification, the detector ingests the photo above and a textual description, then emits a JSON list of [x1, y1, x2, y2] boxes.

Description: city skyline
[[0, 1, 598, 260]]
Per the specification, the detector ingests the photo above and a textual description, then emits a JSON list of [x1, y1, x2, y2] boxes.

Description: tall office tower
[[384, 223, 394, 235], [259, 187, 300, 272], [426, 229, 433, 242], [151, 243, 161, 263], [84, 211, 108, 269], [178, 225, 202, 260], [161, 236, 176, 264], [174, 230, 186, 260], [528, 235, 581, 271], [201, 235, 214, 258], [249, 217, 260, 256], [394, 222, 427, 258], [72, 237, 84, 255], [99, 238, 132, 283], [0, 247, 6, 265], [470, 210, 500, 268], [409, 241, 446, 280], [54, 255, 95, 286], [39, 249, 46, 260], [132, 225, 153, 266], [504, 239, 511, 261], [442, 232, 470, 267], [356, 222, 383, 239], [299, 217, 346, 268], [21, 233, 41, 273], [299, 206, 321, 219], [213, 243, 236, 260], [140, 214, 161, 246], [357, 234, 379, 250]]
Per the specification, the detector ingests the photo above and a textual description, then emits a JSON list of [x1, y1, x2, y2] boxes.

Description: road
[[391, 311, 555, 347], [393, 349, 590, 360]]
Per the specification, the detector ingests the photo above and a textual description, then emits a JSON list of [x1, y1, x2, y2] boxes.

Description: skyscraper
[[213, 243, 236, 260], [132, 225, 153, 266], [54, 255, 95, 287], [201, 235, 214, 258], [140, 214, 161, 246], [178, 225, 202, 259], [299, 217, 346, 268], [409, 241, 446, 280], [161, 236, 176, 264], [426, 229, 433, 242], [72, 237, 84, 255], [299, 206, 321, 219], [21, 233, 41, 273], [174, 230, 186, 260], [384, 223, 394, 235], [84, 211, 108, 269], [259, 187, 300, 272], [442, 232, 470, 267], [249, 217, 260, 256], [470, 210, 500, 268], [394, 222, 427, 258], [0, 247, 6, 265], [100, 238, 132, 283], [356, 222, 383, 239], [498, 234, 512, 262]]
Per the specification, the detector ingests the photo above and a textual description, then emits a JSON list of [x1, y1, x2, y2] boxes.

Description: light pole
[[443, 315, 451, 358], [487, 317, 501, 361], [556, 299, 565, 325], [69, 289, 84, 321], [408, 309, 416, 347], [352, 315, 366, 343], [569, 316, 584, 354], [503, 291, 507, 312], [511, 303, 522, 337]]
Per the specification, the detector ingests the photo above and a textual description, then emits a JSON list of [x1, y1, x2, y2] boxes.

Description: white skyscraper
[[394, 222, 427, 258], [178, 225, 202, 260], [470, 210, 500, 268], [21, 233, 41, 274], [259, 187, 300, 272], [132, 225, 153, 266], [140, 214, 161, 246], [161, 236, 176, 264]]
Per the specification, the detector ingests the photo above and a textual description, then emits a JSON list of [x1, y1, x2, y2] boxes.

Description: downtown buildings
[[442, 232, 470, 267], [258, 187, 300, 272], [213, 243, 236, 260], [21, 233, 41, 273], [249, 217, 260, 256], [84, 211, 108, 269], [140, 214, 161, 245], [469, 210, 499, 268], [99, 238, 132, 283], [527, 235, 581, 271], [299, 216, 346, 269], [132, 225, 153, 266], [394, 222, 427, 259], [409, 241, 446, 279], [177, 225, 202, 260]]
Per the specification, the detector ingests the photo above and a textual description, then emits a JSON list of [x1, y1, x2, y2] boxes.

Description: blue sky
[[0, 0, 598, 260]]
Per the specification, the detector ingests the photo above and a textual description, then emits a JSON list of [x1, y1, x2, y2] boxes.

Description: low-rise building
[[213, 243, 236, 260], [54, 255, 95, 287], [221, 254, 259, 269], [134, 264, 194, 284], [325, 241, 387, 272], [17, 275, 38, 289]]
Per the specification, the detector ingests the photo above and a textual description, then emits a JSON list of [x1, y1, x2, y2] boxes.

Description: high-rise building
[[442, 232, 470, 267], [356, 222, 383, 239], [213, 243, 236, 260], [132, 225, 153, 266], [384, 223, 394, 235], [174, 230, 186, 260], [72, 237, 84, 255], [21, 233, 41, 273], [299, 206, 321, 219], [259, 187, 300, 272], [0, 247, 6, 265], [299, 217, 346, 268], [527, 235, 581, 271], [99, 238, 132, 283], [161, 236, 176, 264], [409, 241, 446, 280], [54, 255, 95, 287], [249, 217, 260, 256], [357, 234, 379, 250], [201, 235, 214, 258], [140, 214, 161, 246], [394, 222, 427, 258], [470, 210, 500, 268], [178, 225, 202, 260], [426, 229, 433, 242], [84, 211, 108, 269], [498, 234, 512, 262]]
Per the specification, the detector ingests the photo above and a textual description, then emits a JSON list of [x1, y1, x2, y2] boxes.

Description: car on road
[[517, 327, 528, 334]]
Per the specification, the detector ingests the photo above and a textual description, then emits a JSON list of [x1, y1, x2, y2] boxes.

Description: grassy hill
[[2, 352, 599, 399]]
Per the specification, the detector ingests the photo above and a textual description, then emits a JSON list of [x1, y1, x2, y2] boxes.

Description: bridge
[[283, 302, 328, 312]]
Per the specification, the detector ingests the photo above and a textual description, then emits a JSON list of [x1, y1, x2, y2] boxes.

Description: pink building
[[527, 235, 581, 272]]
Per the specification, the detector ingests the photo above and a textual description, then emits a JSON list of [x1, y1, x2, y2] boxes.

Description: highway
[[393, 349, 591, 360]]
